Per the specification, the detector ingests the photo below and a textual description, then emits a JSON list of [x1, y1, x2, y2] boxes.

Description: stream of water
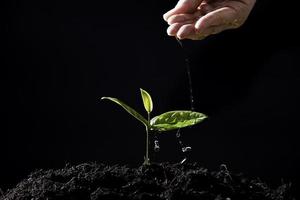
[[175, 38, 195, 164], [176, 38, 195, 111], [153, 38, 195, 164]]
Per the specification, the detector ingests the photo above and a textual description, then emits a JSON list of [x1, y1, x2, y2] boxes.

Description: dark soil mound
[[1, 162, 294, 200]]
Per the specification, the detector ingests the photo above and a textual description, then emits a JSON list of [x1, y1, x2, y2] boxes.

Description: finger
[[167, 23, 184, 36], [202, 25, 226, 36], [163, 0, 203, 21], [177, 24, 195, 39], [186, 34, 207, 40], [167, 13, 196, 25], [167, 20, 195, 36], [209, 25, 225, 35], [187, 24, 229, 40], [183, 24, 224, 40], [194, 7, 235, 33]]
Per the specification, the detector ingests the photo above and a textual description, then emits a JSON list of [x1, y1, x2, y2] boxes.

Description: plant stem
[[144, 113, 151, 165]]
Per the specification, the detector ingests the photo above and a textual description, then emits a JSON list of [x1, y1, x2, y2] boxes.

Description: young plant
[[101, 89, 207, 165]]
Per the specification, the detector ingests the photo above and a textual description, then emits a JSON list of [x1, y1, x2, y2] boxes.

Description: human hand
[[163, 0, 256, 40]]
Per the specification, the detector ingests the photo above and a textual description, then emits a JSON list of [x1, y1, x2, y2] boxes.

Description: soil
[[0, 162, 295, 200]]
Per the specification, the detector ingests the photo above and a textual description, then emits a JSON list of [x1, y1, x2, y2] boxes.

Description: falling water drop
[[176, 130, 184, 148], [178, 140, 183, 146], [180, 158, 187, 164], [154, 140, 160, 152], [176, 38, 195, 111], [182, 146, 192, 153], [219, 164, 232, 182], [175, 38, 195, 164], [175, 129, 193, 164], [176, 130, 181, 138], [220, 164, 228, 171]]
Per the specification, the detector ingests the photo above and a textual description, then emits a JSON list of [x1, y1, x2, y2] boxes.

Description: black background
[[3, 0, 300, 197]]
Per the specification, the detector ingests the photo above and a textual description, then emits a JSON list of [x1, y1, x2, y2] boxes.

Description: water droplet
[[176, 130, 181, 138], [154, 140, 160, 152], [182, 146, 192, 152], [178, 141, 183, 146], [175, 129, 192, 163], [180, 158, 187, 164], [220, 164, 228, 171]]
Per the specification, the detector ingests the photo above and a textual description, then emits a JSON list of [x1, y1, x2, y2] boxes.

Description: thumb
[[163, 0, 203, 21]]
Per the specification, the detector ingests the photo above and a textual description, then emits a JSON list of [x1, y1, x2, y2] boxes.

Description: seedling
[[101, 89, 207, 165]]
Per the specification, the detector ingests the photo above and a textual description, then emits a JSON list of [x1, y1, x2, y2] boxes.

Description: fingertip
[[163, 6, 184, 22], [167, 15, 175, 25], [194, 21, 200, 30], [163, 13, 169, 21], [176, 31, 183, 39], [177, 24, 194, 40], [194, 18, 204, 31], [163, 9, 175, 21], [167, 26, 173, 36], [167, 14, 195, 25], [177, 32, 186, 40], [167, 23, 182, 36]]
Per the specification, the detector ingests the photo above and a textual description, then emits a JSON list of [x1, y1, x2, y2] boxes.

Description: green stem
[[144, 112, 151, 165]]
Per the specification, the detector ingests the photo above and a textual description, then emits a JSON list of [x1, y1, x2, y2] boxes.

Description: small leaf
[[140, 88, 153, 113], [150, 111, 207, 132], [101, 97, 149, 127]]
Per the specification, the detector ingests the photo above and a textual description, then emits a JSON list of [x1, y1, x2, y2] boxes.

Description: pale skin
[[163, 0, 256, 40]]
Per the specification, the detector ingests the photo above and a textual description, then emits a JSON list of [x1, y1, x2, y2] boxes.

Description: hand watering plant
[[101, 89, 207, 165]]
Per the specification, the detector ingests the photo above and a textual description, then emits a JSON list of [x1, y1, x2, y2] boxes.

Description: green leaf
[[101, 97, 149, 127], [150, 111, 207, 132], [140, 88, 153, 113]]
